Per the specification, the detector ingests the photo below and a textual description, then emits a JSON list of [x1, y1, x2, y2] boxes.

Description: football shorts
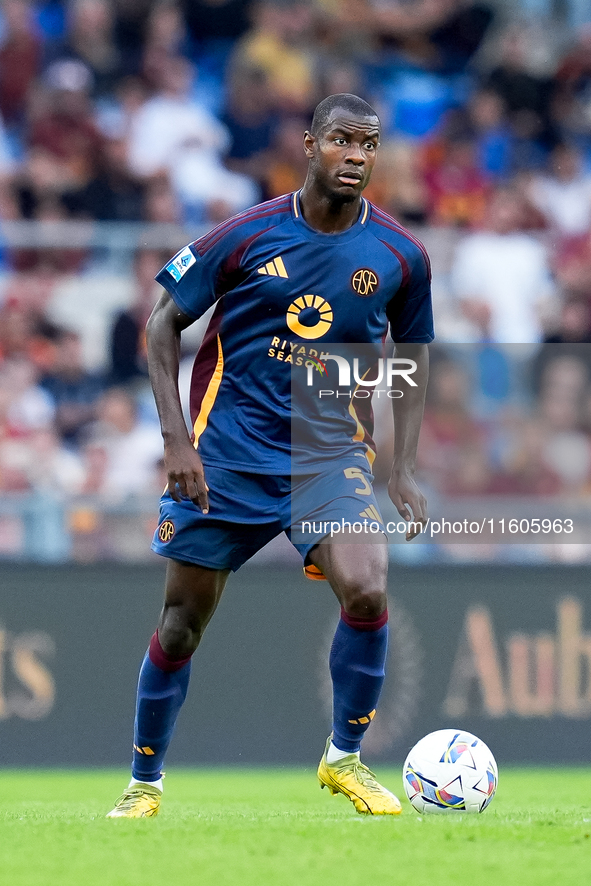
[[151, 460, 385, 572]]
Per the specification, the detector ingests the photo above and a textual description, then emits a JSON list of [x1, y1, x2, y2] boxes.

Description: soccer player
[[107, 94, 433, 818]]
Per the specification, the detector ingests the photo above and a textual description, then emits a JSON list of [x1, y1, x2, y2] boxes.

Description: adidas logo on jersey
[[359, 505, 382, 522], [257, 256, 288, 278]]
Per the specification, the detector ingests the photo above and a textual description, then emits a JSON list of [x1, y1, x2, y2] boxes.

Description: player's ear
[[303, 130, 315, 158]]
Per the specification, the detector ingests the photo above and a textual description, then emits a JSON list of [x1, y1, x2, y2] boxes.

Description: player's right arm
[[146, 291, 210, 513]]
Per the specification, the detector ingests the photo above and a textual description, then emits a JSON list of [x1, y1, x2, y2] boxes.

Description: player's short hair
[[310, 94, 380, 136]]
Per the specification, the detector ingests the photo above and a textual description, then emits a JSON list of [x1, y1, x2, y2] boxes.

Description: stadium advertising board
[[0, 564, 590, 766]]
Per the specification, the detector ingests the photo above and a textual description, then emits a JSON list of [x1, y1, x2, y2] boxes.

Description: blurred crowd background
[[1, 0, 591, 562]]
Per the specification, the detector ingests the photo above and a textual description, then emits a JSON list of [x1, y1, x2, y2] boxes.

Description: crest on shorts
[[158, 520, 175, 543], [351, 268, 378, 296]]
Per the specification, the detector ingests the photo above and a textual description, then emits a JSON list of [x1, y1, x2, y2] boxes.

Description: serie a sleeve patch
[[166, 246, 197, 282]]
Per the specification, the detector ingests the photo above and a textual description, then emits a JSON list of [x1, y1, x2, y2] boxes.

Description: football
[[403, 729, 498, 814]]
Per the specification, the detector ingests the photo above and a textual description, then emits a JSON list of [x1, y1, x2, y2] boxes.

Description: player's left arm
[[386, 240, 433, 540], [388, 342, 429, 540]]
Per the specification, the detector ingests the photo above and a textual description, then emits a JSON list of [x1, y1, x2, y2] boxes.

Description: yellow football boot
[[106, 783, 162, 818], [318, 736, 402, 815]]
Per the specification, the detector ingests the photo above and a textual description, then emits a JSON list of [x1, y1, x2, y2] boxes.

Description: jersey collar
[[290, 190, 370, 242]]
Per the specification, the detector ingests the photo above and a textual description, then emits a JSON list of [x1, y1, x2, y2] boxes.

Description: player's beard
[[307, 152, 368, 205]]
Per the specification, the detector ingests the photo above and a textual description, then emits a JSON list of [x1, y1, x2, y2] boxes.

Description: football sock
[[131, 631, 191, 782], [326, 742, 358, 764], [129, 776, 163, 792], [329, 607, 388, 754]]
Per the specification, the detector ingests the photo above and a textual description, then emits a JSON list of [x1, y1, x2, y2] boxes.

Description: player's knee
[[159, 604, 209, 655], [340, 585, 387, 620], [334, 548, 388, 618], [158, 624, 199, 657]]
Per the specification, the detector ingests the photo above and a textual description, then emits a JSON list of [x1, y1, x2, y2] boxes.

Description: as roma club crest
[[158, 520, 175, 543], [351, 268, 379, 297]]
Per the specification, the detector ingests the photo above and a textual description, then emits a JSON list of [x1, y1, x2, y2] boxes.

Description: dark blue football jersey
[[155, 191, 434, 474]]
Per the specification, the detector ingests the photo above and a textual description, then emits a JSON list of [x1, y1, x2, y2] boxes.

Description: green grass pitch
[[1, 767, 590, 886]]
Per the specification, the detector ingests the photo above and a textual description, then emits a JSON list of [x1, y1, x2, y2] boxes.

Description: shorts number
[[344, 467, 372, 496]]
